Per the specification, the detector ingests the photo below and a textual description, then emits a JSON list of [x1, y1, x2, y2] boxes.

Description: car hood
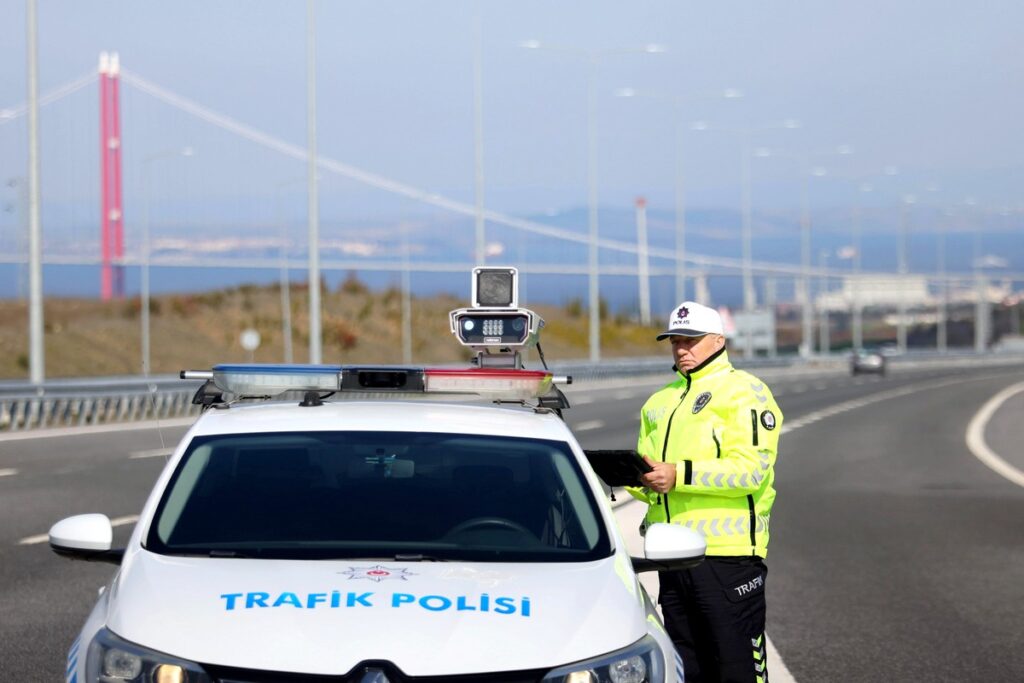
[[106, 549, 648, 676]]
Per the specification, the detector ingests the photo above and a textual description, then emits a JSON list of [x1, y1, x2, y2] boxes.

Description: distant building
[[816, 275, 932, 310], [816, 275, 1014, 311]]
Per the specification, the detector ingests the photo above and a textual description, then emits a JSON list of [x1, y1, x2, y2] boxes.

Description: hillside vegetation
[[0, 274, 668, 380]]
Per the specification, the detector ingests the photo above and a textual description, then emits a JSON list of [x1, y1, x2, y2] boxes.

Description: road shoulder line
[[965, 381, 1024, 489]]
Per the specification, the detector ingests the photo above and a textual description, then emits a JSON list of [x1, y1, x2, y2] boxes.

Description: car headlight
[[542, 635, 665, 683], [86, 628, 212, 683]]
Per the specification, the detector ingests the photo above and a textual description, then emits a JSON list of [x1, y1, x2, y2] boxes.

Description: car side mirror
[[630, 523, 706, 573], [49, 514, 124, 565]]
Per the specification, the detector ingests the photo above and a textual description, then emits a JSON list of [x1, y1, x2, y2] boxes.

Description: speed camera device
[[450, 267, 544, 368]]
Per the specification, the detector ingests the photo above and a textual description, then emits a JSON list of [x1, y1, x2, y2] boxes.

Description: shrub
[[340, 272, 368, 296], [566, 298, 583, 318], [326, 318, 359, 350]]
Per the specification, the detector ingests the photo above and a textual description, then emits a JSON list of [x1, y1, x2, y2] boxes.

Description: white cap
[[656, 301, 724, 340]]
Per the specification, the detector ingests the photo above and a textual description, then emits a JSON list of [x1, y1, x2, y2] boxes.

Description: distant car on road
[[850, 348, 887, 376]]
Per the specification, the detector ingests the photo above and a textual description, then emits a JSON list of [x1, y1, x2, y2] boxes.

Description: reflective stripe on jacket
[[629, 348, 783, 557]]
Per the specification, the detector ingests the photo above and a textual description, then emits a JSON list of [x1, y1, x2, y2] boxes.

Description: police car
[[50, 268, 705, 682]]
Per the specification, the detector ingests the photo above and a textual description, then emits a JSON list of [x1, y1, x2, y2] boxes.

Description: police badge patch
[[692, 391, 712, 414], [760, 410, 776, 430]]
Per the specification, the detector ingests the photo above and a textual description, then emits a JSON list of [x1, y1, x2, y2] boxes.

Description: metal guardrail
[[0, 350, 1021, 432], [0, 376, 202, 432]]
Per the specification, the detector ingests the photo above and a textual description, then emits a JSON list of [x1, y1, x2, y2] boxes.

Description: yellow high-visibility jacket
[[629, 349, 783, 557]]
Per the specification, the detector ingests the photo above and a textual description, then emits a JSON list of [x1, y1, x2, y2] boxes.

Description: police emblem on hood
[[760, 410, 776, 430], [692, 391, 712, 414], [340, 565, 415, 582]]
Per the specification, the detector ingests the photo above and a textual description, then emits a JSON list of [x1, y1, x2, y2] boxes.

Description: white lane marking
[[0, 468, 18, 477], [612, 498, 797, 683], [572, 396, 594, 405], [613, 391, 636, 400], [781, 374, 980, 434], [965, 381, 1024, 489], [766, 636, 797, 683], [18, 514, 140, 546], [130, 448, 173, 459], [574, 420, 605, 432]]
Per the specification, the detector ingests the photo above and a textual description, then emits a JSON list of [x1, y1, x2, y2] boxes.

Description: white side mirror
[[49, 514, 113, 552], [632, 523, 706, 572]]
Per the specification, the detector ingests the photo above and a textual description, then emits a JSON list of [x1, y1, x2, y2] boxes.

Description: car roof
[[186, 399, 574, 442]]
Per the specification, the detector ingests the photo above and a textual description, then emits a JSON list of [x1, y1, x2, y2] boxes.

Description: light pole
[[965, 197, 989, 353], [896, 194, 916, 354], [614, 87, 742, 304], [693, 121, 801, 310], [400, 221, 413, 363], [4, 177, 28, 299], [472, 8, 486, 265], [521, 39, 664, 362], [274, 176, 315, 364], [818, 248, 830, 354], [850, 165, 898, 351], [26, 0, 43, 383], [635, 197, 650, 325], [140, 147, 194, 376], [752, 144, 851, 357], [306, 0, 322, 364], [937, 206, 952, 354], [851, 182, 870, 351]]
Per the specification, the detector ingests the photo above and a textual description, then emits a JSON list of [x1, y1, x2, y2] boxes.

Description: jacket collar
[[675, 347, 730, 381]]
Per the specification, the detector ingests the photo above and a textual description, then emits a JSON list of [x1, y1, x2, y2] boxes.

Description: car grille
[[204, 661, 549, 683]]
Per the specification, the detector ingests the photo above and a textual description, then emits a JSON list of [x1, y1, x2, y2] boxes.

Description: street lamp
[[521, 39, 664, 362], [274, 176, 318, 363], [851, 165, 898, 351], [818, 248, 831, 353], [937, 205, 953, 354], [140, 146, 194, 376], [692, 120, 801, 358], [963, 196, 990, 352], [614, 86, 742, 305], [472, 8, 486, 265], [306, 0, 322, 365], [896, 193, 916, 354], [754, 144, 853, 357], [26, 0, 43, 383]]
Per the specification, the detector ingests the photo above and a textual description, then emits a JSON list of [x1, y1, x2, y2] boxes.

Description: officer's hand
[[640, 456, 676, 494]]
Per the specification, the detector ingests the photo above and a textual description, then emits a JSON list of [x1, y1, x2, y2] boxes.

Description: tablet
[[583, 449, 654, 487]]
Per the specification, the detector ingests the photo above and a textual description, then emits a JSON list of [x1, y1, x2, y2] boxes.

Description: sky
[[0, 1, 1022, 299]]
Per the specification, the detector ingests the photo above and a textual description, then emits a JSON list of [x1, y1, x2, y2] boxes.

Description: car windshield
[[146, 430, 611, 563]]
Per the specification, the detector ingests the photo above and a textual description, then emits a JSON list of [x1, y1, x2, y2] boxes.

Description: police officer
[[631, 301, 782, 683]]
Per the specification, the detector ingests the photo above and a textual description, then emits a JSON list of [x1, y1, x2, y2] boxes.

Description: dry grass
[[0, 276, 667, 379]]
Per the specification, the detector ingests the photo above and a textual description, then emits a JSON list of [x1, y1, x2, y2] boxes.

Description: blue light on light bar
[[211, 364, 343, 395]]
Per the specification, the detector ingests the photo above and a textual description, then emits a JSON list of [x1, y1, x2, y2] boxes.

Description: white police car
[[51, 268, 705, 683]]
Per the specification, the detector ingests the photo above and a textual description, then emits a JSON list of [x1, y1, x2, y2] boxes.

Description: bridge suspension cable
[[0, 71, 97, 125], [0, 67, 902, 281], [121, 69, 797, 276]]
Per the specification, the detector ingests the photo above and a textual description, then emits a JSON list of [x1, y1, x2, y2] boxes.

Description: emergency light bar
[[181, 364, 567, 400]]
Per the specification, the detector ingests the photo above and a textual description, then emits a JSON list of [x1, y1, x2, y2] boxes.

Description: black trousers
[[659, 557, 768, 683]]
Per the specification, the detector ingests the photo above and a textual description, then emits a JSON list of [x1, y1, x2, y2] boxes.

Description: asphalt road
[[2, 359, 1023, 681]]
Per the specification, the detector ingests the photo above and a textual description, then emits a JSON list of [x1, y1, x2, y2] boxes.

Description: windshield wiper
[[394, 553, 447, 562]]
